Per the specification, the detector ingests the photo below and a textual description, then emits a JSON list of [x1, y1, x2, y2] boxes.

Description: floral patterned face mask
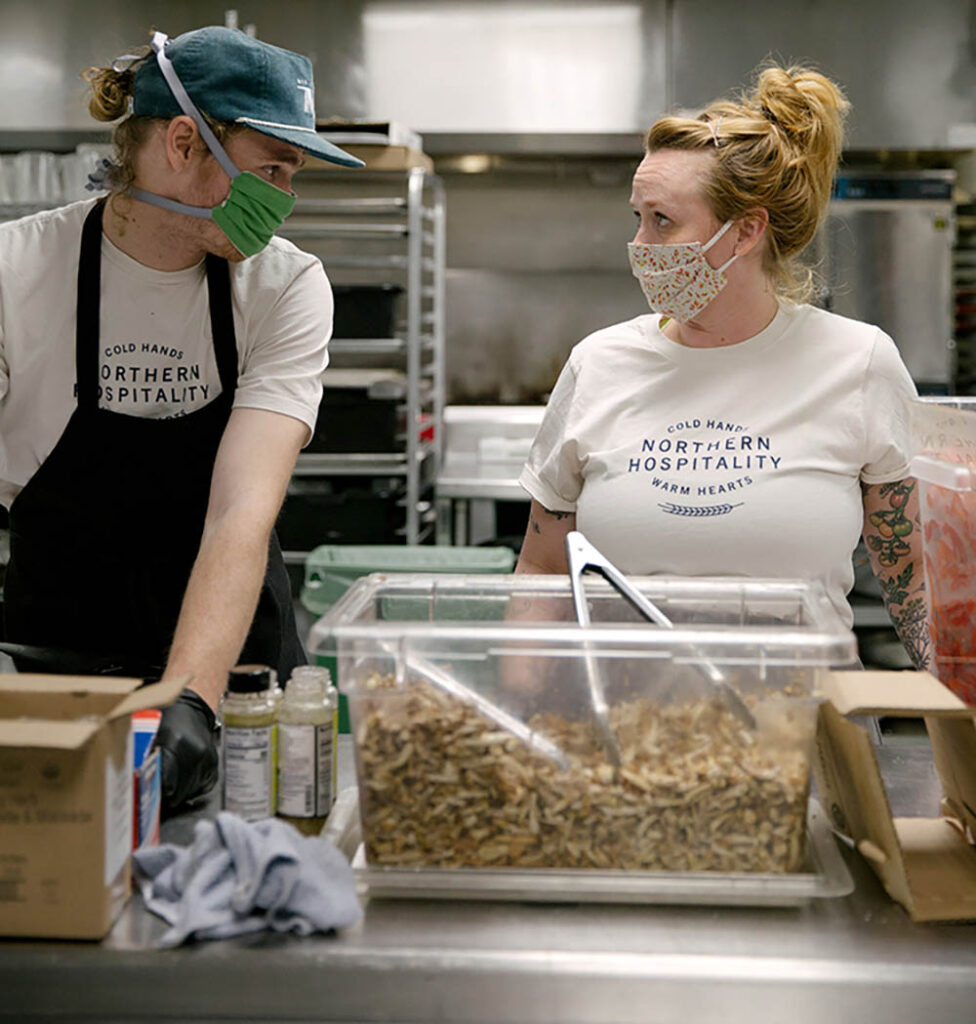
[[627, 220, 738, 322]]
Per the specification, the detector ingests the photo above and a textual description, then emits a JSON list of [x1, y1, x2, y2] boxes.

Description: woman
[[516, 65, 929, 670], [0, 27, 362, 808]]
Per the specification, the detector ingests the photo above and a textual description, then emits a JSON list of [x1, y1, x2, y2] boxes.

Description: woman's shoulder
[[787, 302, 890, 350], [570, 313, 660, 364]]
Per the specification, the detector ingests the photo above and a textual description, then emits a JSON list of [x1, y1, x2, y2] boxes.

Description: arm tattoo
[[865, 479, 914, 568], [541, 507, 572, 520], [864, 479, 932, 670], [882, 568, 931, 670]]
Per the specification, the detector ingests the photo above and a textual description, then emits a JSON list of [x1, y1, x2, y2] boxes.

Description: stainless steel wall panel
[[0, 0, 365, 130], [441, 167, 639, 272], [438, 163, 645, 403], [670, 0, 976, 150], [444, 267, 646, 403]]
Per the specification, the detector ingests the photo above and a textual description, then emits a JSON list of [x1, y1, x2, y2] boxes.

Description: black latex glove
[[155, 689, 219, 813]]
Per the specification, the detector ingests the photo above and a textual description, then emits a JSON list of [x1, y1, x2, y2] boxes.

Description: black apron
[[3, 200, 304, 682]]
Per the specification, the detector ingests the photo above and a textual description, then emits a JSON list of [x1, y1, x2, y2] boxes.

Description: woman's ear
[[732, 208, 770, 258], [164, 116, 203, 173]]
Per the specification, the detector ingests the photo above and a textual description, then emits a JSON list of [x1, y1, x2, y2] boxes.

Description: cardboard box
[[815, 670, 976, 922], [0, 673, 185, 939]]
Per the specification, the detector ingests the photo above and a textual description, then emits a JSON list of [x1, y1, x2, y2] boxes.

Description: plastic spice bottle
[[276, 665, 337, 835], [220, 664, 278, 821]]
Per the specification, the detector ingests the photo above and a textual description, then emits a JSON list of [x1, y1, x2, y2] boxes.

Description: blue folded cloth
[[132, 811, 361, 947]]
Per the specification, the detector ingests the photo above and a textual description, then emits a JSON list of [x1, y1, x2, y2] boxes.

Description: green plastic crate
[[301, 544, 516, 731]]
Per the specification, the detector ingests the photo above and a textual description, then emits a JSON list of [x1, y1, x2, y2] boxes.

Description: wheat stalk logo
[[659, 502, 743, 517]]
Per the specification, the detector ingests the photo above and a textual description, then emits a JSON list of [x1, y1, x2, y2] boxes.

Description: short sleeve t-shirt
[[519, 302, 918, 626], [0, 198, 332, 507]]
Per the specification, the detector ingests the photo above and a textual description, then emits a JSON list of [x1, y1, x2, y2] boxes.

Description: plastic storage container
[[303, 544, 516, 733], [309, 573, 856, 876], [909, 397, 976, 704]]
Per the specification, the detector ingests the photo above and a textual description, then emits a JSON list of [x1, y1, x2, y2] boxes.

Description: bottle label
[[278, 722, 333, 817], [222, 725, 276, 821]]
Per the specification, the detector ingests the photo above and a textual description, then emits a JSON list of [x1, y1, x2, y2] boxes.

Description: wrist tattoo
[[889, 594, 932, 670], [875, 561, 932, 669]]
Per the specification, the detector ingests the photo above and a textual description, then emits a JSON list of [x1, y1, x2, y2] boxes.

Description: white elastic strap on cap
[[149, 31, 240, 182]]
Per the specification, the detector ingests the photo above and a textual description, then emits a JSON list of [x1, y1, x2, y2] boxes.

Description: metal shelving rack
[[281, 167, 446, 545]]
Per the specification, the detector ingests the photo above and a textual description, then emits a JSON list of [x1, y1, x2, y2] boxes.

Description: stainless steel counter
[[2, 738, 975, 1024]]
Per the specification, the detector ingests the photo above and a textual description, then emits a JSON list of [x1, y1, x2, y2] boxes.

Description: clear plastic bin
[[302, 545, 516, 731], [910, 397, 976, 704], [309, 573, 856, 875]]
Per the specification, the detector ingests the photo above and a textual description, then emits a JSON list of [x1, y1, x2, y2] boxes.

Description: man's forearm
[[163, 511, 272, 710]]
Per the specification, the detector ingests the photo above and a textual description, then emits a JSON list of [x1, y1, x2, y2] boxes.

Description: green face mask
[[211, 171, 296, 258]]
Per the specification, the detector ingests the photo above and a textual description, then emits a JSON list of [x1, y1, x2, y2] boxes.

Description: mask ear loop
[[701, 219, 738, 272]]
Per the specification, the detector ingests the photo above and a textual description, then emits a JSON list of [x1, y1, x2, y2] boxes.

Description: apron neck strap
[[75, 201, 239, 410], [205, 254, 240, 397], [75, 200, 105, 410]]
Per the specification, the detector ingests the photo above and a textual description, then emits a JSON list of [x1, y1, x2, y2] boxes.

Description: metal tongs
[[566, 531, 756, 765]]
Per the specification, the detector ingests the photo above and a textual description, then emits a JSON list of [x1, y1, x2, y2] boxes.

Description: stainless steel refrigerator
[[818, 170, 956, 391]]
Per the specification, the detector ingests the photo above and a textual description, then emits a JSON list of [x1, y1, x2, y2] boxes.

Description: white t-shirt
[[519, 302, 918, 626], [0, 198, 332, 507]]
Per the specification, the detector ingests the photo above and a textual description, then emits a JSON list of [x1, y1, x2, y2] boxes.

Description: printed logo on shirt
[[73, 342, 215, 420], [624, 417, 783, 517]]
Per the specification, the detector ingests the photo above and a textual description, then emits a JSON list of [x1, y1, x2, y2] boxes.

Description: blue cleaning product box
[[132, 711, 162, 850]]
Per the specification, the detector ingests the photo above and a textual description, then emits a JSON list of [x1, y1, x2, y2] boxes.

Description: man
[[0, 26, 362, 809]]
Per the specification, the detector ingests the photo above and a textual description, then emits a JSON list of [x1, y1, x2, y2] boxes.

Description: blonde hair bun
[[752, 65, 849, 160]]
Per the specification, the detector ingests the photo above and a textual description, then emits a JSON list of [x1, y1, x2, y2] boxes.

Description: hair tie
[[86, 157, 117, 193], [709, 117, 723, 146]]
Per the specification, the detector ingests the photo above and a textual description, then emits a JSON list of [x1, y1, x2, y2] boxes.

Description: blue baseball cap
[[132, 26, 363, 169]]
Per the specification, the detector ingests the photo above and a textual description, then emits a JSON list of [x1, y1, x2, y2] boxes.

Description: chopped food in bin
[[356, 672, 812, 874]]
